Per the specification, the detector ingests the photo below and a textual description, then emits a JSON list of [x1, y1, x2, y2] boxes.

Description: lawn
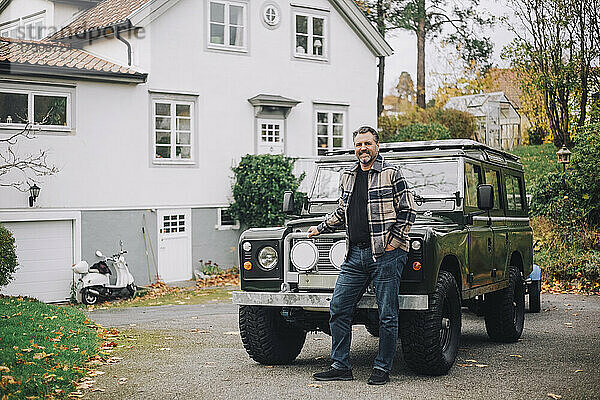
[[0, 296, 102, 399], [509, 143, 560, 191]]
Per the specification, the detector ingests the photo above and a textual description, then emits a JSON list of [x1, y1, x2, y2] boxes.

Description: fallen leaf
[[465, 359, 478, 363], [118, 378, 128, 385], [574, 369, 583, 373], [224, 331, 239, 335], [457, 363, 473, 367], [547, 394, 562, 399], [265, 366, 274, 369], [159, 347, 170, 351], [475, 364, 488, 368], [88, 370, 105, 377], [509, 354, 523, 358], [0, 366, 9, 373], [308, 383, 322, 388]]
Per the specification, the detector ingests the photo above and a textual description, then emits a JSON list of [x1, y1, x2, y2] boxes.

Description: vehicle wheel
[[484, 266, 525, 342], [239, 305, 306, 365], [400, 270, 461, 376], [127, 284, 137, 298], [365, 323, 379, 337], [81, 288, 99, 305], [528, 280, 541, 313]]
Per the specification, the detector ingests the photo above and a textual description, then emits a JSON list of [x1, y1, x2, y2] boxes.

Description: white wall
[[0, 0, 49, 24], [0, 0, 379, 209]]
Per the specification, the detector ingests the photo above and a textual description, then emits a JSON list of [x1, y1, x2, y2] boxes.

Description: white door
[[257, 118, 284, 154], [157, 209, 192, 282], [1, 220, 74, 303]]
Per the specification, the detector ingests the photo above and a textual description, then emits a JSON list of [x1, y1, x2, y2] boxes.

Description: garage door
[[1, 220, 74, 303]]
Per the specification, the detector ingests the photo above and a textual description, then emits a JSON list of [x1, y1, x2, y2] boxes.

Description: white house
[[0, 0, 392, 302]]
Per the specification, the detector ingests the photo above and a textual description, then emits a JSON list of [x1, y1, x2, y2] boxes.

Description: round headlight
[[257, 246, 278, 270], [329, 240, 346, 270], [411, 240, 422, 251], [291, 241, 318, 271], [242, 242, 252, 252]]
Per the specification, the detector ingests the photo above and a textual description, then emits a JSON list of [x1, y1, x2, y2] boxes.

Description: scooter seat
[[90, 261, 111, 275]]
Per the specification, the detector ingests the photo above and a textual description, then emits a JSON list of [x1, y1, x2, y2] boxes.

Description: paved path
[[85, 294, 600, 400]]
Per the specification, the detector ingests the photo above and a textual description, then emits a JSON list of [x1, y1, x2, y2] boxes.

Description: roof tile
[[0, 37, 144, 79]]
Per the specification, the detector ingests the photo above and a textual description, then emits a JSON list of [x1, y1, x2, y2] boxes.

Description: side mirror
[[282, 191, 295, 214], [95, 250, 103, 257], [477, 184, 494, 210]]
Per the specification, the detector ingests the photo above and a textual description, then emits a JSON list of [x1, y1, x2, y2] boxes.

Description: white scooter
[[72, 240, 136, 305]]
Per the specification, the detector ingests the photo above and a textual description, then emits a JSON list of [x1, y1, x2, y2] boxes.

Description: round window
[[263, 4, 280, 27]]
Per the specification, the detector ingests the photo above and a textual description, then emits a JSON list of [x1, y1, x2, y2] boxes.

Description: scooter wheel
[[127, 284, 137, 298], [82, 288, 99, 305]]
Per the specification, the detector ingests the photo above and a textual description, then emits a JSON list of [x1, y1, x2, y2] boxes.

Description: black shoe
[[367, 368, 390, 385], [313, 367, 354, 381]]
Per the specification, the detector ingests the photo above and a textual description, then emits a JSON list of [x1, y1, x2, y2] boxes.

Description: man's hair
[[352, 126, 379, 143]]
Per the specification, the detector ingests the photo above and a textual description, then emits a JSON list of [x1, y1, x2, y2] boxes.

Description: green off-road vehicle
[[232, 139, 534, 375]]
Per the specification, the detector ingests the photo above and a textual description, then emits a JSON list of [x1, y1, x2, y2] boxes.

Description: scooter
[[72, 240, 136, 305]]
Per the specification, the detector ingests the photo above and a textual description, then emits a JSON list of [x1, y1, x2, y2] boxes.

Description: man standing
[[308, 126, 416, 385]]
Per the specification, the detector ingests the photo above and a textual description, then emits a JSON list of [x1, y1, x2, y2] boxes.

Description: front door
[[157, 209, 192, 282], [257, 118, 284, 154]]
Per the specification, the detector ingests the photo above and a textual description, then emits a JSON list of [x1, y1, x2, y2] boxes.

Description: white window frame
[[293, 11, 328, 61], [152, 99, 195, 165], [0, 11, 46, 40], [207, 0, 248, 52], [215, 207, 240, 230], [0, 88, 71, 131], [315, 110, 345, 156]]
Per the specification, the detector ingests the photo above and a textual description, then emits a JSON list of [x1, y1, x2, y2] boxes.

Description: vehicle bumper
[[232, 291, 429, 310]]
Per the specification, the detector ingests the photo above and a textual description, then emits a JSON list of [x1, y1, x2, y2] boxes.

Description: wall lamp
[[29, 184, 40, 207]]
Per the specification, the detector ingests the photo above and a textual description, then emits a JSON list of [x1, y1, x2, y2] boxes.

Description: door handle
[[487, 238, 493, 253]]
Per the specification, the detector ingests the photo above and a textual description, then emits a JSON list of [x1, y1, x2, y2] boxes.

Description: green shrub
[[229, 154, 305, 228], [509, 143, 559, 192], [526, 125, 548, 145], [0, 223, 18, 287], [378, 107, 475, 142], [389, 122, 451, 142]]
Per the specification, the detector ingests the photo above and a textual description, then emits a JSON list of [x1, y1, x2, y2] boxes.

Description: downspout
[[114, 26, 132, 66]]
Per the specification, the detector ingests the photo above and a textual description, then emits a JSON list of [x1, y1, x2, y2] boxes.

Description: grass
[[0, 296, 101, 399], [509, 143, 560, 191]]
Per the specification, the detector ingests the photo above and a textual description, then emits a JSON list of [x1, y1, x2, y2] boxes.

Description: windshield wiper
[[413, 191, 462, 207]]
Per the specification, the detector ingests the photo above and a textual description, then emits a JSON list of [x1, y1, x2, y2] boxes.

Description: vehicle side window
[[483, 169, 501, 210], [464, 162, 483, 207], [506, 174, 524, 212]]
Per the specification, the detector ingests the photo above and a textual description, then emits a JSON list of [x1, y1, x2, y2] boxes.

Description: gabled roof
[[49, 0, 393, 56], [0, 37, 147, 82], [49, 0, 152, 40]]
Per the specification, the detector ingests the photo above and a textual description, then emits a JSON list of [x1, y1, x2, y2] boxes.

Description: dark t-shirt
[[348, 167, 370, 244]]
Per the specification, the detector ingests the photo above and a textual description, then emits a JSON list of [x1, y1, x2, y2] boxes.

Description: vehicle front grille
[[293, 237, 341, 274]]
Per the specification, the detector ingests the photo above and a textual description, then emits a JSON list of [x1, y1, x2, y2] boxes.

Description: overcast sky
[[382, 0, 517, 99]]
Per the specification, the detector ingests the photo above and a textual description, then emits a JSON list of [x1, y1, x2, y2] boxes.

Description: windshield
[[311, 160, 459, 201]]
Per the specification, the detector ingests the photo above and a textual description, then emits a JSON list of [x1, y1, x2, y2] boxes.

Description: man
[[308, 126, 416, 385]]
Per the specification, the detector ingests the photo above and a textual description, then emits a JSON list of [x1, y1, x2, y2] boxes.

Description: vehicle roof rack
[[327, 139, 520, 162]]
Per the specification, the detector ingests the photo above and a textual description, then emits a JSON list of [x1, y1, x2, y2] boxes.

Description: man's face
[[354, 132, 379, 167]]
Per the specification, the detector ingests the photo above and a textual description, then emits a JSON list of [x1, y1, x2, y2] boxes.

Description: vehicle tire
[[239, 305, 306, 365], [127, 284, 137, 298], [400, 270, 461, 376], [81, 288, 99, 305], [528, 280, 541, 313], [484, 266, 525, 342], [365, 323, 379, 337]]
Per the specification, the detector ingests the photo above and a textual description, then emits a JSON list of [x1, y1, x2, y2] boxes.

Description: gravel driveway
[[84, 294, 600, 400]]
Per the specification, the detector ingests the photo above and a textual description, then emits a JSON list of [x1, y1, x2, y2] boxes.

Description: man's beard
[[358, 149, 374, 164]]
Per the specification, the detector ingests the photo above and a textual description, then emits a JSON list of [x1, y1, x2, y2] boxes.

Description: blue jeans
[[329, 245, 407, 373]]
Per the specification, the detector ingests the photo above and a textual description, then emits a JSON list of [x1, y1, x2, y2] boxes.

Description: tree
[[1, 123, 58, 191], [383, 71, 416, 113], [229, 154, 305, 228], [504, 0, 600, 147]]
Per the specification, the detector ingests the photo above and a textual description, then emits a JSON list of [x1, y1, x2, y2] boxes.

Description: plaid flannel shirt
[[316, 154, 417, 258]]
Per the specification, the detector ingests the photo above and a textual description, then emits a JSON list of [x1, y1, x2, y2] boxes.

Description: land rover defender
[[232, 139, 534, 375]]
